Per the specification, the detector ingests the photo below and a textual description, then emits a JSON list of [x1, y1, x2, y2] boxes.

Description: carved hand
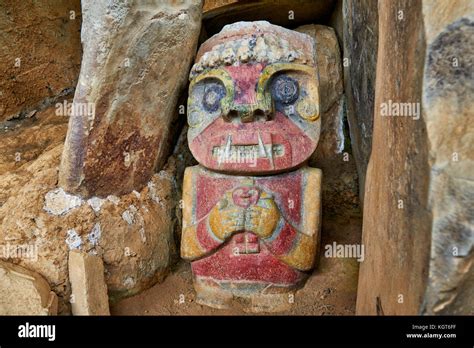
[[208, 197, 245, 241], [244, 194, 280, 239]]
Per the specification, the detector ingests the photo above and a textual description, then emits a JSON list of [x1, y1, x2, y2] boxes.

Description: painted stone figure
[[181, 21, 322, 311]]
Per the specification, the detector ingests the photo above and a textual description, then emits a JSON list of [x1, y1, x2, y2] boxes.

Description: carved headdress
[[190, 21, 315, 80]]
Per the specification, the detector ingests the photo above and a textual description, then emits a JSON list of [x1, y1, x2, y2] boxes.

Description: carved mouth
[[212, 133, 284, 163], [212, 144, 284, 160], [209, 132, 287, 169]]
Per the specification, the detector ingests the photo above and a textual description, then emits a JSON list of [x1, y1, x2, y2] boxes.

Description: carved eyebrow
[[257, 63, 317, 93], [189, 68, 234, 92], [189, 68, 235, 115]]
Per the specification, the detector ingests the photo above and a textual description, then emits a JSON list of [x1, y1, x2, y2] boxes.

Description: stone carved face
[[187, 21, 320, 174]]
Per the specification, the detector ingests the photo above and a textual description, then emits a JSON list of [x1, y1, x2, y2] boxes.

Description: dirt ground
[[111, 215, 362, 316]]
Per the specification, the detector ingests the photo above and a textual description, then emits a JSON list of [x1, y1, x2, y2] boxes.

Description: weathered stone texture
[[69, 251, 110, 315], [0, 106, 70, 205], [0, 260, 58, 315], [356, 0, 432, 315], [421, 1, 474, 315], [0, 105, 180, 313], [298, 24, 360, 218], [0, 0, 81, 122], [59, 0, 202, 198], [342, 0, 378, 203], [297, 25, 343, 114]]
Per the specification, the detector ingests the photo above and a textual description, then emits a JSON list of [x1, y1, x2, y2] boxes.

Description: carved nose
[[224, 105, 272, 123]]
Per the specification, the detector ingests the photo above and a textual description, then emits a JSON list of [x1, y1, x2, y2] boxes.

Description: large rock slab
[[297, 24, 360, 218], [0, 260, 58, 315], [0, 0, 81, 122], [421, 0, 474, 315], [357, 0, 474, 316], [356, 0, 432, 315], [342, 0, 378, 203], [297, 24, 343, 114], [59, 0, 202, 198]]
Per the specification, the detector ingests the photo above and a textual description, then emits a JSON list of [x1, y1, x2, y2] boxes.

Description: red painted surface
[[192, 169, 305, 286], [191, 113, 315, 173], [192, 237, 302, 285], [189, 62, 317, 174], [195, 170, 302, 224], [225, 64, 264, 105], [186, 55, 319, 297], [232, 186, 260, 208]]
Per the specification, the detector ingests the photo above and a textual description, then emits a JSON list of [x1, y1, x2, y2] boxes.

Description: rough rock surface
[[0, 106, 180, 314], [342, 0, 378, 203], [311, 98, 360, 218], [421, 1, 474, 315], [297, 24, 360, 218], [0, 0, 81, 122], [297, 24, 343, 114], [0, 260, 58, 315], [0, 104, 70, 205], [59, 0, 202, 198]]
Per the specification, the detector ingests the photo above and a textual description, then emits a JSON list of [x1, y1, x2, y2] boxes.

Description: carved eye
[[202, 82, 226, 112], [270, 75, 299, 105]]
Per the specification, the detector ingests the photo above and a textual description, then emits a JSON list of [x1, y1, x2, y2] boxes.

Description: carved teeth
[[212, 143, 284, 161], [212, 133, 284, 164], [257, 132, 267, 158], [225, 135, 232, 158], [268, 134, 274, 169]]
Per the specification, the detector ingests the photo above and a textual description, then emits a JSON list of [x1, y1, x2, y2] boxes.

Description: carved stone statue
[[181, 21, 322, 312]]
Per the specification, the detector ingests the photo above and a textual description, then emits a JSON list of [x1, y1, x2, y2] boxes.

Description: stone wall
[[0, 1, 203, 314], [298, 24, 360, 218]]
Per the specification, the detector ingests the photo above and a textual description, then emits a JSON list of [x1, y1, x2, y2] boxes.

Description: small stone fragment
[[0, 260, 57, 315], [66, 229, 82, 250], [43, 188, 83, 216], [87, 197, 105, 213], [68, 250, 110, 315]]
